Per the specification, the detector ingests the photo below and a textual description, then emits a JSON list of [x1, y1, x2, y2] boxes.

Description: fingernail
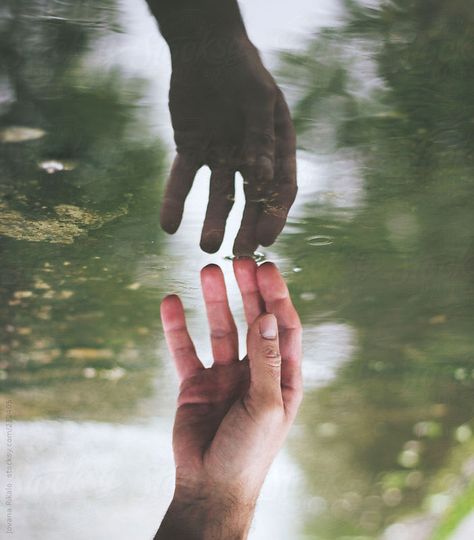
[[260, 314, 277, 340]]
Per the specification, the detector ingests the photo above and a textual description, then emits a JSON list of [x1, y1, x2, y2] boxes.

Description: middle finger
[[233, 258, 265, 325], [201, 264, 239, 365]]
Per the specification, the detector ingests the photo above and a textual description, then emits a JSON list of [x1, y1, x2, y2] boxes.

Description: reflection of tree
[[280, 1, 474, 537], [0, 1, 167, 420]]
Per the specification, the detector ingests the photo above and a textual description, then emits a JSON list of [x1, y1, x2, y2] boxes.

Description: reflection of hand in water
[[146, 0, 297, 255], [155, 260, 302, 539]]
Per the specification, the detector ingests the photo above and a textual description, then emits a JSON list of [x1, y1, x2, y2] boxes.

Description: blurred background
[[0, 0, 473, 538]]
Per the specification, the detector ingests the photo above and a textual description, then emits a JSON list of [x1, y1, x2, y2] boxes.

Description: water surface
[[1, 1, 473, 539]]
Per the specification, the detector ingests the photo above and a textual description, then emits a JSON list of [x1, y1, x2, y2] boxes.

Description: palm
[[169, 69, 245, 167], [160, 260, 302, 490], [173, 359, 251, 474]]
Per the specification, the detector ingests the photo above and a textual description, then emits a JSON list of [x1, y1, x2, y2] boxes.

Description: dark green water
[[1, 1, 473, 539]]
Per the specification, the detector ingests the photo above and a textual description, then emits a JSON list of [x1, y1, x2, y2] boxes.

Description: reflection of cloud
[[11, 420, 174, 540], [133, 254, 170, 289], [87, 0, 172, 142], [11, 419, 305, 540], [240, 0, 344, 64], [382, 518, 437, 540], [250, 449, 304, 540], [451, 513, 474, 540], [0, 78, 15, 114], [302, 322, 357, 388], [293, 150, 365, 220]]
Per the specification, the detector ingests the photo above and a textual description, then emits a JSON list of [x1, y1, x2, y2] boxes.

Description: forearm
[[145, 0, 248, 48], [154, 492, 255, 540]]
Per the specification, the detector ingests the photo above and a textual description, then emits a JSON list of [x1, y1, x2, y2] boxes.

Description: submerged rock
[[0, 201, 127, 244]]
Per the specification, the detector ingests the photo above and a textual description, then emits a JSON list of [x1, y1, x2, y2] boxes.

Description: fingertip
[[233, 256, 257, 275], [234, 253, 257, 263], [160, 294, 184, 328], [200, 243, 220, 254], [257, 229, 278, 247], [258, 261, 278, 273], [256, 198, 293, 246], [200, 263, 221, 279], [256, 212, 286, 247], [257, 262, 287, 296], [200, 231, 224, 254], [160, 203, 182, 234], [233, 257, 259, 289], [232, 237, 259, 257], [200, 264, 225, 296], [161, 293, 180, 309], [160, 220, 179, 235], [160, 153, 199, 234], [256, 155, 274, 184]]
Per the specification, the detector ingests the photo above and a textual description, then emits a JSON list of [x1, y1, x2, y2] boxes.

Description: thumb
[[247, 313, 282, 405]]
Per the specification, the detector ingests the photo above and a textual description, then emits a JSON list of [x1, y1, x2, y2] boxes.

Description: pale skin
[[155, 259, 303, 540]]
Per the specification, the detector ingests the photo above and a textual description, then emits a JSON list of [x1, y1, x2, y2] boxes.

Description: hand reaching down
[[161, 57, 297, 256], [147, 0, 297, 255]]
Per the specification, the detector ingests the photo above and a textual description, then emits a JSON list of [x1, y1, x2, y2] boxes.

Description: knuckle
[[263, 201, 287, 219], [256, 79, 277, 101], [292, 185, 299, 203], [210, 180, 234, 198], [283, 373, 304, 410], [256, 156, 274, 180], [243, 76, 276, 102], [246, 130, 276, 150], [259, 401, 285, 424], [173, 132, 204, 157], [290, 381, 304, 405], [246, 391, 283, 419], [243, 155, 257, 169], [210, 329, 234, 340], [287, 183, 298, 199], [288, 392, 303, 417], [173, 345, 195, 359], [262, 345, 281, 360], [262, 360, 282, 380]]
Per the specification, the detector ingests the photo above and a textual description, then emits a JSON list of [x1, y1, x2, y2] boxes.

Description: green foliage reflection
[[280, 0, 474, 537]]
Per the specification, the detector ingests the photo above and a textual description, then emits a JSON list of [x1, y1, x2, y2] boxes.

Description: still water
[[1, 1, 474, 539]]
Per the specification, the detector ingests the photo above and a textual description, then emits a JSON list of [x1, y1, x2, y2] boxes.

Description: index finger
[[233, 258, 265, 325], [201, 264, 239, 365], [161, 295, 204, 383]]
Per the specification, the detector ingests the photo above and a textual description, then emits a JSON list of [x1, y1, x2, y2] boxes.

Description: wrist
[[169, 33, 254, 71], [156, 485, 256, 540], [146, 0, 248, 54]]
